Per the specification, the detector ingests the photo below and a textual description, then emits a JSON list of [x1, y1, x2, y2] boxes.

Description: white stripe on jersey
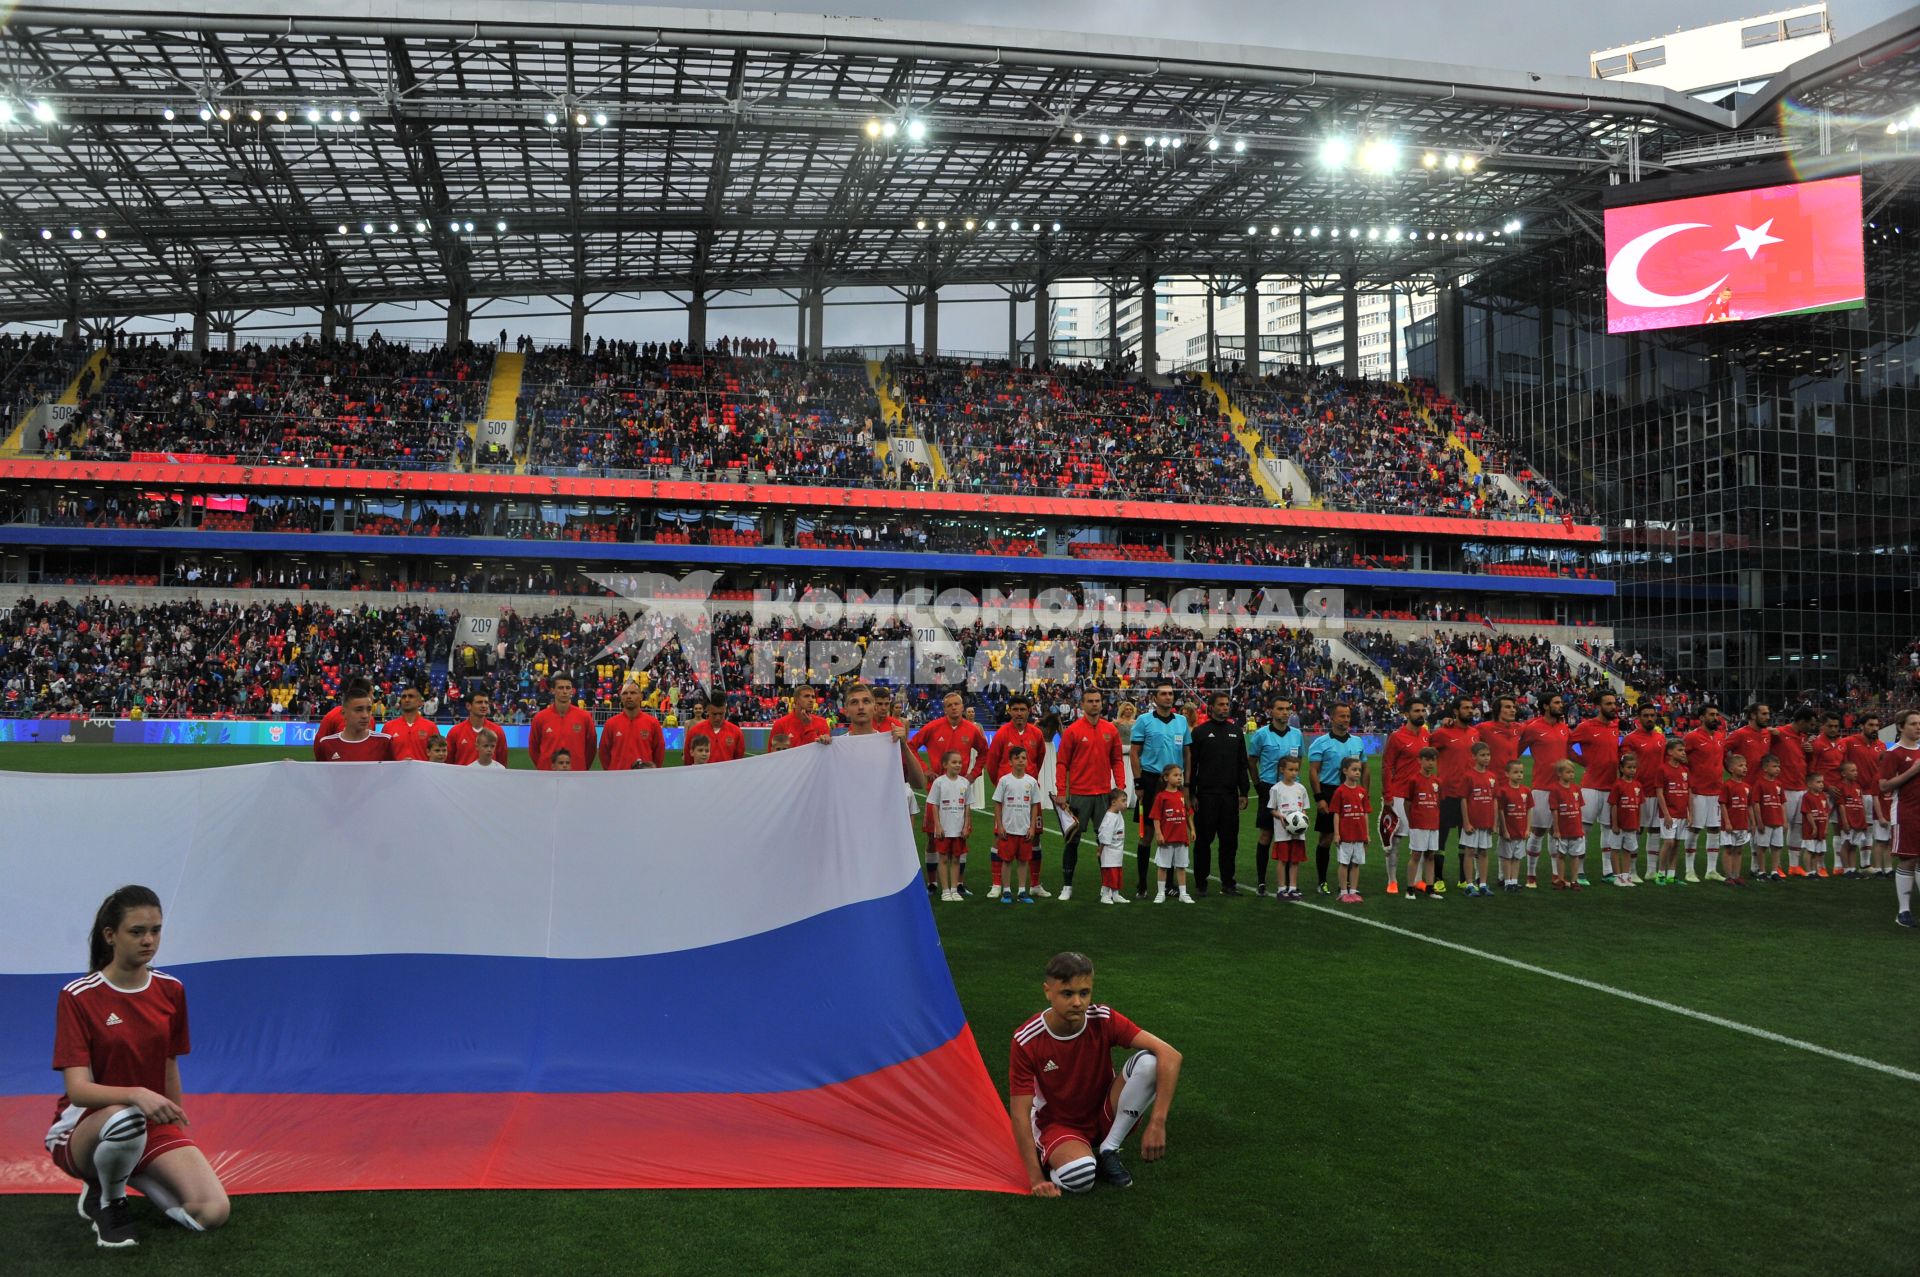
[[150, 969, 180, 984], [62, 973, 104, 996]]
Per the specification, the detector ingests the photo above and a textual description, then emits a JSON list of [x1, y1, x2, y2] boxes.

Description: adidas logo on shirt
[[1043, 1060, 1059, 1072], [104, 1013, 123, 1026]]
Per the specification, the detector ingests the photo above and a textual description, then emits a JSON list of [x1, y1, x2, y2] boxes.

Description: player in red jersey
[[1801, 772, 1835, 875], [1718, 751, 1752, 885], [598, 679, 665, 771], [1332, 755, 1373, 903], [985, 694, 1051, 898], [380, 683, 441, 761], [528, 673, 598, 771], [49, 886, 228, 1247], [1520, 693, 1573, 886], [1380, 696, 1432, 896], [1845, 714, 1891, 876], [684, 692, 748, 764], [1495, 759, 1532, 892], [1754, 755, 1789, 880], [1460, 741, 1498, 896], [1429, 696, 1480, 892], [1682, 705, 1728, 883], [912, 692, 993, 895], [314, 680, 394, 762], [768, 686, 830, 749], [312, 697, 348, 757], [1405, 749, 1443, 898], [1478, 696, 1523, 777], [1836, 761, 1870, 879], [1608, 751, 1646, 887], [1652, 739, 1691, 886], [1771, 707, 1816, 874], [1009, 951, 1182, 1195], [1881, 709, 1920, 926], [1808, 712, 1850, 876], [446, 689, 510, 767], [1057, 688, 1126, 897], [1547, 759, 1586, 890], [1570, 692, 1623, 883]]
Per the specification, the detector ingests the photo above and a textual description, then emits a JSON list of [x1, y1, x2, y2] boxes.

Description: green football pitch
[[3, 745, 1914, 1277]]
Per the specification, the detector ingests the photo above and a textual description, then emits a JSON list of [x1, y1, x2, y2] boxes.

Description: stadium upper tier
[[11, 336, 1599, 526]]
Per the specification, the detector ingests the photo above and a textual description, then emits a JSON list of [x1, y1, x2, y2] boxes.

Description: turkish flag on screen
[[1604, 174, 1865, 334]]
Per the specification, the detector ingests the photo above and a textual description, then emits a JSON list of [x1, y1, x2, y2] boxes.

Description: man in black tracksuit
[[1189, 690, 1251, 896]]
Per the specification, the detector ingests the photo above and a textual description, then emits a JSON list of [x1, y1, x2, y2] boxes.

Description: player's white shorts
[[1689, 795, 1722, 830], [1640, 797, 1661, 830], [1659, 817, 1691, 842], [1392, 796, 1409, 837], [1580, 787, 1610, 826], [1498, 836, 1529, 860], [1605, 827, 1641, 853], [1153, 841, 1190, 870], [1407, 827, 1438, 853], [1459, 829, 1492, 850], [1841, 829, 1869, 849], [1337, 840, 1368, 866], [1720, 828, 1751, 849], [1783, 789, 1806, 844], [1872, 819, 1893, 842], [1529, 788, 1552, 829], [1756, 825, 1784, 849], [1551, 836, 1585, 859]]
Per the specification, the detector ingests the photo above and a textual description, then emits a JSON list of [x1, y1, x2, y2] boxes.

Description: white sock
[[1526, 854, 1539, 876], [1898, 869, 1914, 914], [1100, 1051, 1159, 1152], [1384, 847, 1398, 884], [130, 1172, 204, 1232], [92, 1107, 147, 1206], [1600, 851, 1613, 875], [1788, 847, 1801, 869], [1051, 1154, 1096, 1193]]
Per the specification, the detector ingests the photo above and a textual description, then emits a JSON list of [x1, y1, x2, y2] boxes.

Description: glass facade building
[[1409, 188, 1920, 707]]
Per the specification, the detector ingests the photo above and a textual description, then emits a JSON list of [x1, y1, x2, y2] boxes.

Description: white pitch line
[[1292, 899, 1920, 1084]]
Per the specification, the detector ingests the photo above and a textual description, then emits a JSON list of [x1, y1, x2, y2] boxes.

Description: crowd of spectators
[[0, 595, 455, 719], [51, 335, 482, 469], [1, 332, 90, 428], [1346, 628, 1604, 717]]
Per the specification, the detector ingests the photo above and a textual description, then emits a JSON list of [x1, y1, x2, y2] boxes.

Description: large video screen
[[1604, 174, 1864, 334]]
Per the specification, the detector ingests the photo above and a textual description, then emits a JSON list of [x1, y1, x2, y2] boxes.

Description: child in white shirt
[[1096, 789, 1131, 905], [923, 751, 974, 903]]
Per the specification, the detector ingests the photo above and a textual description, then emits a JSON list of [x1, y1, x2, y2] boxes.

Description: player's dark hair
[[89, 885, 161, 973], [551, 673, 574, 687], [342, 678, 372, 703], [553, 747, 572, 762], [1792, 706, 1816, 725], [1418, 746, 1438, 761], [1009, 746, 1028, 759], [1407, 694, 1429, 710], [1471, 741, 1491, 754], [1044, 951, 1094, 982], [1007, 693, 1030, 708]]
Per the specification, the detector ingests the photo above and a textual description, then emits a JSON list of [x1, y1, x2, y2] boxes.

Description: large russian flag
[[0, 735, 1028, 1193]]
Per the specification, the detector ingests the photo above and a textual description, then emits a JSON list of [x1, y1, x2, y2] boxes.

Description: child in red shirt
[[1754, 755, 1788, 881], [1801, 772, 1834, 876], [1148, 764, 1194, 904], [1837, 761, 1870, 878], [1406, 749, 1442, 898], [1719, 751, 1753, 885], [1549, 759, 1586, 890], [1332, 756, 1372, 904], [1608, 751, 1645, 887], [1495, 759, 1532, 892], [1655, 739, 1692, 885], [1460, 743, 1498, 898]]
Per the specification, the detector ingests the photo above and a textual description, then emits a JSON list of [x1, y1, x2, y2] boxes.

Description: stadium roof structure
[[1, 0, 1918, 328]]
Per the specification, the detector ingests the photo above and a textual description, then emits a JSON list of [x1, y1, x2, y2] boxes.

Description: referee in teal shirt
[[1246, 693, 1304, 896], [1305, 702, 1368, 895], [1129, 682, 1192, 898]]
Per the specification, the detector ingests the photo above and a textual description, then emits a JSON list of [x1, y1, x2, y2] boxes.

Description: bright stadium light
[[348, 109, 362, 123], [1367, 226, 1380, 240], [985, 219, 997, 230], [1269, 225, 1281, 236], [881, 120, 897, 139], [217, 106, 232, 121], [864, 118, 881, 138], [1422, 151, 1438, 168], [247, 107, 262, 122], [496, 219, 507, 232], [275, 108, 288, 122], [1010, 219, 1021, 231], [1072, 130, 1083, 143], [905, 118, 927, 141], [964, 218, 976, 230], [1293, 225, 1303, 237], [160, 107, 174, 121], [414, 220, 428, 233], [338, 223, 350, 235], [936, 219, 947, 231], [1309, 226, 1320, 237], [1461, 154, 1479, 172], [306, 106, 321, 122], [388, 221, 399, 233], [1115, 132, 1127, 147], [31, 100, 55, 124], [69, 227, 82, 240], [1247, 224, 1259, 235], [463, 221, 474, 232], [94, 227, 107, 239], [1319, 136, 1351, 169], [197, 105, 212, 121], [1051, 221, 1062, 232], [1207, 136, 1219, 151], [39, 228, 51, 239], [1359, 139, 1400, 173], [448, 219, 461, 232], [361, 222, 374, 234], [327, 108, 342, 123], [1329, 227, 1340, 239], [915, 218, 927, 230], [1443, 152, 1460, 170], [575, 111, 588, 126], [546, 111, 559, 125], [1232, 138, 1247, 153], [1098, 132, 1110, 145], [1159, 134, 1172, 148], [593, 112, 607, 127]]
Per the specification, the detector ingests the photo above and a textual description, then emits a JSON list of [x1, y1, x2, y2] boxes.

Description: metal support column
[[923, 286, 939, 363]]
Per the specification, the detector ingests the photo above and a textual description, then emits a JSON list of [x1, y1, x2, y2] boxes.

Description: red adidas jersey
[[1057, 717, 1124, 798], [1770, 726, 1811, 789], [1382, 724, 1430, 800], [1478, 720, 1522, 775], [1810, 735, 1849, 790], [1801, 790, 1832, 840], [598, 711, 665, 771], [51, 969, 190, 1120], [1755, 777, 1787, 828], [529, 704, 598, 771], [684, 719, 747, 763], [1495, 783, 1531, 839], [1149, 789, 1190, 843], [1837, 781, 1868, 831], [314, 731, 394, 762], [1550, 782, 1583, 838], [1721, 779, 1752, 832], [381, 715, 442, 762], [1883, 745, 1920, 834], [769, 710, 830, 748], [1655, 763, 1691, 820], [912, 718, 990, 781], [1683, 726, 1727, 797], [1570, 717, 1623, 789], [984, 721, 1049, 783], [1429, 723, 1480, 799], [1009, 1005, 1142, 1133], [1406, 775, 1441, 830], [1463, 769, 1498, 832], [1520, 717, 1573, 782], [311, 705, 346, 759], [446, 717, 510, 767], [1333, 782, 1371, 843], [1610, 779, 1646, 832]]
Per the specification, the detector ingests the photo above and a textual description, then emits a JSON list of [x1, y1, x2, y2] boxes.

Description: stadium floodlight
[[1387, 226, 1401, 242], [217, 106, 232, 121], [463, 221, 474, 233], [964, 218, 975, 230], [1270, 225, 1281, 236], [248, 107, 262, 122], [1172, 137, 1182, 148], [39, 228, 51, 239], [936, 219, 947, 231], [327, 108, 342, 122], [1247, 224, 1259, 236], [1159, 135, 1173, 149], [1072, 130, 1083, 143], [388, 221, 399, 233], [546, 111, 560, 125], [916, 218, 927, 230], [1460, 154, 1478, 172], [448, 219, 460, 232], [1367, 227, 1380, 240], [1443, 152, 1460, 170], [275, 109, 288, 122], [1293, 226, 1303, 237], [361, 222, 374, 234], [575, 111, 588, 126], [496, 219, 507, 232], [1051, 221, 1062, 232], [881, 120, 897, 139], [160, 107, 174, 121], [1232, 138, 1247, 154], [197, 105, 212, 121], [1329, 227, 1340, 239], [985, 219, 997, 230], [905, 118, 927, 142], [1309, 226, 1320, 237], [1422, 151, 1438, 168], [1115, 132, 1127, 147], [414, 220, 428, 233], [864, 118, 881, 138], [1010, 219, 1022, 231], [1349, 226, 1360, 239], [1098, 132, 1110, 145], [94, 228, 107, 240], [31, 100, 55, 124], [69, 227, 82, 240], [1319, 136, 1351, 169], [306, 107, 321, 122], [338, 223, 350, 235], [593, 112, 608, 127], [1426, 231, 1436, 240], [1358, 139, 1400, 173], [348, 109, 361, 123], [1206, 136, 1219, 151]]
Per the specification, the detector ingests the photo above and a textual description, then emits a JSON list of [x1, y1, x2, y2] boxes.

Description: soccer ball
[[1283, 809, 1310, 835]]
